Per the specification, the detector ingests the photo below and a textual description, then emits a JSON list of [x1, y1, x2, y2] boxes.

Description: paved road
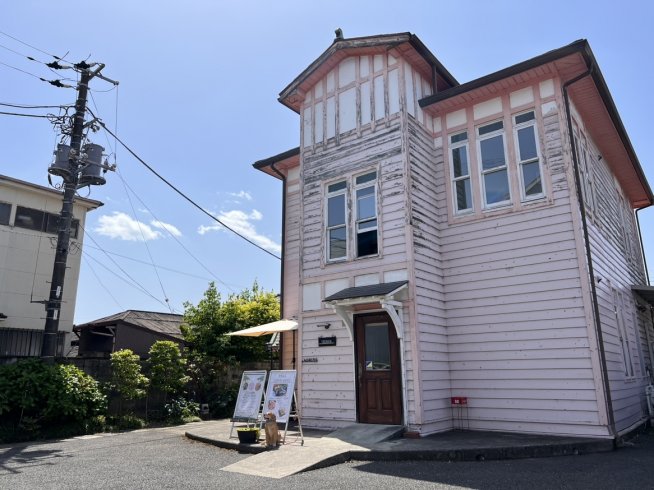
[[1, 423, 652, 489]]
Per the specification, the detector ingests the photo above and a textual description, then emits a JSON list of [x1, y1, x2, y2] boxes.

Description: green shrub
[[0, 360, 107, 442], [113, 414, 146, 430], [164, 397, 200, 423], [110, 349, 149, 402], [148, 341, 189, 397]]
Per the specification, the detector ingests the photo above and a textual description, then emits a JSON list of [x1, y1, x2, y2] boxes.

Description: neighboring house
[[0, 174, 102, 357], [73, 310, 184, 358], [254, 32, 654, 439]]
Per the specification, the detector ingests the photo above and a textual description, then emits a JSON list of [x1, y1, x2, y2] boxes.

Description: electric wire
[[0, 110, 52, 118], [0, 102, 72, 109], [0, 41, 75, 80], [0, 30, 64, 60], [116, 166, 174, 313], [89, 113, 281, 260], [79, 222, 175, 310], [114, 171, 236, 293], [0, 59, 72, 88], [82, 254, 124, 310]]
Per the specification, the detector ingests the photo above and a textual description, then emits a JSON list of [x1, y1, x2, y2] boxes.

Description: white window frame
[[477, 120, 511, 209], [354, 170, 379, 258], [513, 110, 545, 201], [325, 180, 348, 262], [449, 131, 473, 214]]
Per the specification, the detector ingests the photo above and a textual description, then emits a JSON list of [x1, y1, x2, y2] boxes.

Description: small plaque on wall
[[318, 336, 337, 347]]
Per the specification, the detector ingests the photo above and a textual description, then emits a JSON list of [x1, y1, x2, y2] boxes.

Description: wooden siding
[[407, 116, 451, 429], [440, 97, 605, 436], [572, 107, 653, 433]]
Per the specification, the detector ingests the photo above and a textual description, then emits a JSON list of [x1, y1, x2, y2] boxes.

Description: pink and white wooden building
[[254, 32, 654, 439]]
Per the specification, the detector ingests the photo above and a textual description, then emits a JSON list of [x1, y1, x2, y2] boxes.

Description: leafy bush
[[111, 414, 146, 431], [164, 397, 200, 423], [0, 360, 107, 442], [148, 341, 189, 397], [110, 349, 149, 402]]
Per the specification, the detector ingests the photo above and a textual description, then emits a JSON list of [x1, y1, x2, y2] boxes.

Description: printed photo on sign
[[232, 370, 267, 421], [262, 370, 297, 424]]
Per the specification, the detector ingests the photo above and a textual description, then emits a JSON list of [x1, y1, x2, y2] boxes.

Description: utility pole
[[41, 62, 117, 361]]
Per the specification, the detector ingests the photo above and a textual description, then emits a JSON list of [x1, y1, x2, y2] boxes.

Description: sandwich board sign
[[262, 370, 297, 424], [232, 370, 267, 421]]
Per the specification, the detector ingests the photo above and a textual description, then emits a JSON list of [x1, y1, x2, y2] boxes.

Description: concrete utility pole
[[41, 62, 116, 361]]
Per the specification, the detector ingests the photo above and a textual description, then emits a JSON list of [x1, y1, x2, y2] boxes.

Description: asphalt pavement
[[1, 422, 652, 489]]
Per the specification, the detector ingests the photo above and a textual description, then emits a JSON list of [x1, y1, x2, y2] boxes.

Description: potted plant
[[236, 427, 260, 444]]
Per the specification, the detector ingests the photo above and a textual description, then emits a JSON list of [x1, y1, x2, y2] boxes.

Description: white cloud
[[95, 212, 161, 241], [197, 209, 280, 254], [229, 190, 252, 201], [151, 220, 182, 237]]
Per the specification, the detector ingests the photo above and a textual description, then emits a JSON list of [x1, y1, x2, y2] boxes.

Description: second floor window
[[478, 120, 511, 208], [327, 181, 347, 260], [450, 132, 472, 213], [514, 111, 544, 200], [355, 171, 378, 257]]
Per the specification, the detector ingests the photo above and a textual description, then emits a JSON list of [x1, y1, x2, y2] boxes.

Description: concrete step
[[328, 423, 404, 445]]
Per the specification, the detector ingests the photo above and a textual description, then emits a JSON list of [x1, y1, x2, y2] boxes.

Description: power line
[[0, 30, 64, 60], [0, 101, 72, 109], [92, 116, 281, 260], [82, 255, 124, 310], [0, 110, 52, 118], [0, 59, 72, 88]]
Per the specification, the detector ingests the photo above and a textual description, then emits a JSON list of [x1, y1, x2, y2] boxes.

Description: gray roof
[[324, 281, 408, 302], [74, 310, 184, 339]]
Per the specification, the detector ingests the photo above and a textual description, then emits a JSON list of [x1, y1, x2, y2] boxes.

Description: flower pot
[[236, 428, 260, 444]]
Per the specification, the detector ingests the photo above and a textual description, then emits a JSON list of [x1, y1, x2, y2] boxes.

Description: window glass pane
[[358, 218, 377, 230], [517, 125, 537, 161], [450, 132, 467, 144], [0, 202, 10, 225], [515, 111, 535, 125], [328, 181, 346, 193], [357, 193, 375, 220], [480, 135, 505, 170], [356, 172, 376, 185], [329, 227, 346, 259], [484, 169, 510, 204], [357, 229, 378, 257], [455, 179, 472, 210], [45, 213, 60, 235], [452, 146, 468, 177], [478, 121, 503, 136], [327, 194, 345, 227], [71, 219, 79, 239], [522, 162, 543, 196], [365, 323, 391, 371], [15, 206, 44, 231]]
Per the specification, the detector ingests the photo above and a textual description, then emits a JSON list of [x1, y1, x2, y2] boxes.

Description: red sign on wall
[[451, 396, 468, 405]]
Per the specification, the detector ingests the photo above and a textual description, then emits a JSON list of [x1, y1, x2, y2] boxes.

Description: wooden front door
[[355, 313, 402, 425]]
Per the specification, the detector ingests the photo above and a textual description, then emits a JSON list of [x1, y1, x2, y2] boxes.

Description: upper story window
[[514, 111, 544, 200], [449, 132, 472, 213], [477, 120, 510, 208], [0, 202, 10, 225], [326, 181, 347, 261], [14, 205, 79, 239], [355, 171, 378, 257]]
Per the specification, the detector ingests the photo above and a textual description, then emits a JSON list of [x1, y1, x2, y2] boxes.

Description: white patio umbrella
[[225, 319, 298, 337]]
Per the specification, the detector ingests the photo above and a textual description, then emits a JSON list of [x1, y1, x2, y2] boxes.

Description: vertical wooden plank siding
[[570, 103, 653, 433]]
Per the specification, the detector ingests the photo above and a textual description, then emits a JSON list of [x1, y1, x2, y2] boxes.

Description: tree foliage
[[181, 281, 280, 365], [110, 349, 149, 401], [148, 341, 189, 397]]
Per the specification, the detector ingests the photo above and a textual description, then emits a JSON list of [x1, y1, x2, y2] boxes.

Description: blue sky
[[2, 1, 653, 323]]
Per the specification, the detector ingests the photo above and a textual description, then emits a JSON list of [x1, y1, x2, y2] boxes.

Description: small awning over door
[[323, 280, 408, 341]]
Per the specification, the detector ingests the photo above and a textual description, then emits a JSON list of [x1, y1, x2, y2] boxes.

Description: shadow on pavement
[[0, 442, 71, 475]]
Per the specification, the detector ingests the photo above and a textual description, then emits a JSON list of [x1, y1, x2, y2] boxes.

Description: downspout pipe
[[270, 162, 288, 368], [562, 66, 616, 437]]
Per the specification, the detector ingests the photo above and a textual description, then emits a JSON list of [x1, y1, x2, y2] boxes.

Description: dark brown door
[[355, 313, 402, 425]]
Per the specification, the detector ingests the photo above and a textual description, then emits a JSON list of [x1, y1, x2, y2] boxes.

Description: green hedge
[[0, 360, 107, 442]]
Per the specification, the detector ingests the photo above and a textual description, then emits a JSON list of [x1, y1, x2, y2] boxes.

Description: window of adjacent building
[[326, 181, 347, 261], [355, 171, 378, 257], [0, 202, 10, 225], [14, 205, 79, 239], [449, 131, 472, 213], [478, 120, 510, 207], [513, 111, 544, 200]]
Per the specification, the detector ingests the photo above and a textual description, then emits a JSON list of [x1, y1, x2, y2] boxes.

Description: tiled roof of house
[[74, 310, 184, 339]]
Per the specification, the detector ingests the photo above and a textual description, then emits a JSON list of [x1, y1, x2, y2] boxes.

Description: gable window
[[478, 120, 510, 207], [355, 171, 378, 257], [514, 111, 544, 199], [326, 181, 347, 260], [14, 205, 79, 239], [449, 132, 472, 213], [0, 202, 10, 226]]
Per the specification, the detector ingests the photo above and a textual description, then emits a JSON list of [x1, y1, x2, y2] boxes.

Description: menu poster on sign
[[232, 371, 267, 421], [262, 370, 296, 424]]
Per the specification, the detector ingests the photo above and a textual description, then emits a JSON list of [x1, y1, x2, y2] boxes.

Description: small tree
[[148, 341, 189, 399], [110, 349, 149, 414]]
